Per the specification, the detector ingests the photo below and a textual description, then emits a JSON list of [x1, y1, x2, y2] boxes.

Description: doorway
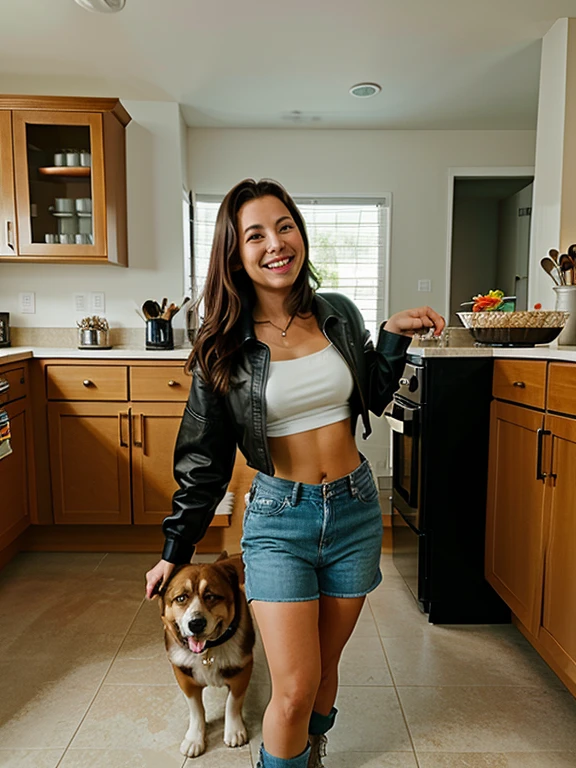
[[446, 170, 534, 325]]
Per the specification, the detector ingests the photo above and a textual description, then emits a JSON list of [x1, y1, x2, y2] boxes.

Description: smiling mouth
[[263, 255, 295, 270]]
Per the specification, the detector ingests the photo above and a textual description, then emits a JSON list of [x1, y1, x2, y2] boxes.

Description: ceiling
[[1, 0, 576, 129]]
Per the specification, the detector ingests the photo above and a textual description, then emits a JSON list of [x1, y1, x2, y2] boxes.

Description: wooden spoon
[[540, 256, 561, 286]]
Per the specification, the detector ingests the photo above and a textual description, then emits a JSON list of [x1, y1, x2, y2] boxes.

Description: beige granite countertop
[[408, 344, 576, 362], [0, 346, 191, 365]]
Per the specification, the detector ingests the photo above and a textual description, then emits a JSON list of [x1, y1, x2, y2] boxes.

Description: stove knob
[[399, 377, 410, 387]]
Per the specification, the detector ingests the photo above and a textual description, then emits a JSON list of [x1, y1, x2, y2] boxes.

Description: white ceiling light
[[349, 82, 381, 98], [74, 0, 126, 12]]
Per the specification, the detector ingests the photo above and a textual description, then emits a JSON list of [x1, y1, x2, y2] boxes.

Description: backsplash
[[11, 327, 188, 349]]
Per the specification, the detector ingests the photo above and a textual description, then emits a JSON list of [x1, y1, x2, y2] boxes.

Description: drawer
[[0, 366, 27, 406], [492, 359, 547, 409], [547, 362, 576, 417], [47, 365, 128, 401], [130, 366, 191, 401]]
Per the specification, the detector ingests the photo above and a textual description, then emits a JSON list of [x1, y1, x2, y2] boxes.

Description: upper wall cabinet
[[0, 96, 131, 266]]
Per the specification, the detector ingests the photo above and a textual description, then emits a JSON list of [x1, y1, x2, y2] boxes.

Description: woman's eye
[[280, 224, 293, 232], [248, 233, 262, 241]]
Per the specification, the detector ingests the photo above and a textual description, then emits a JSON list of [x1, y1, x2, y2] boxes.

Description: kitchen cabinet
[[486, 359, 576, 696], [0, 96, 130, 266], [0, 363, 33, 554], [45, 362, 231, 529]]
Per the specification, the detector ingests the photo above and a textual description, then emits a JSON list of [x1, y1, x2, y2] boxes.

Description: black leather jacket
[[161, 292, 411, 564]]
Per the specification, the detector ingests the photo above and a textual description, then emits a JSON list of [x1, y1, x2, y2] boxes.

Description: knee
[[273, 679, 320, 724]]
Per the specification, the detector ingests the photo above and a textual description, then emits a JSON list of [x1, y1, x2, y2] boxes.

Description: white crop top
[[265, 344, 354, 437]]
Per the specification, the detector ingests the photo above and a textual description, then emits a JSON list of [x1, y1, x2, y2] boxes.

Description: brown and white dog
[[157, 553, 255, 758]]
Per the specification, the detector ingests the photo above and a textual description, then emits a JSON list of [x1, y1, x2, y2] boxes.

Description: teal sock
[[308, 706, 338, 735]]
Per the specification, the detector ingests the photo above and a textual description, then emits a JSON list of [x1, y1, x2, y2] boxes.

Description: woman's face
[[236, 195, 306, 296]]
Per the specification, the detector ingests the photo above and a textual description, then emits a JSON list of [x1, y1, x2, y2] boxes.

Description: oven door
[[385, 397, 421, 523]]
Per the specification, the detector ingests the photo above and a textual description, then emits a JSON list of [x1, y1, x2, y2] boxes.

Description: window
[[188, 196, 390, 338]]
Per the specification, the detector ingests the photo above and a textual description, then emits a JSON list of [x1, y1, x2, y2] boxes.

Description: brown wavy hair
[[186, 179, 320, 396]]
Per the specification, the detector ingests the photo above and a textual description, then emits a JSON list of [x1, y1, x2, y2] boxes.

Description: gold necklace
[[253, 314, 296, 338]]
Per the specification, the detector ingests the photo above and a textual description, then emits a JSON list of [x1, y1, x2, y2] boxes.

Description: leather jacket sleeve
[[161, 368, 237, 564], [364, 325, 411, 416]]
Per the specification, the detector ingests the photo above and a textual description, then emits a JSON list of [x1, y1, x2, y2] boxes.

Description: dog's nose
[[188, 616, 207, 635]]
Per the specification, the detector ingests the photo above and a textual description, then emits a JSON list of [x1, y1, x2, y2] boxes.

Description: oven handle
[[384, 401, 405, 434]]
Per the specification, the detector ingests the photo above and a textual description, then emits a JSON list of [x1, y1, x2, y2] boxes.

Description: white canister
[[554, 286, 576, 345], [65, 150, 80, 167]]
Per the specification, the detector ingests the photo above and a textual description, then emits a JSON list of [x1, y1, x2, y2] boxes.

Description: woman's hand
[[384, 306, 446, 338], [145, 559, 176, 600]]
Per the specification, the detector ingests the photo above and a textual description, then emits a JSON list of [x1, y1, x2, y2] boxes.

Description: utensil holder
[[146, 318, 174, 350], [553, 286, 576, 345]]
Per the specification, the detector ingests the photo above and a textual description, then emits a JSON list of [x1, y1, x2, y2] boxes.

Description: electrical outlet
[[91, 292, 105, 313], [19, 292, 36, 314], [74, 293, 88, 313], [418, 279, 432, 292]]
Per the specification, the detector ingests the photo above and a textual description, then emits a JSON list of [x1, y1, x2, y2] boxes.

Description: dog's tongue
[[188, 637, 206, 653]]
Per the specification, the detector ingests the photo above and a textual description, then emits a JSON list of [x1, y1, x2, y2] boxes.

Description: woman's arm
[[161, 368, 237, 565]]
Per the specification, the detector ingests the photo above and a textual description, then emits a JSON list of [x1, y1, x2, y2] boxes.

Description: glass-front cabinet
[[0, 97, 130, 266], [0, 111, 16, 257]]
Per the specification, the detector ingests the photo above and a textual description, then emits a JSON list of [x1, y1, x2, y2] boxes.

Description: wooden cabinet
[[492, 359, 547, 409], [485, 401, 547, 634], [0, 362, 33, 552], [0, 96, 130, 266], [487, 361, 576, 696]]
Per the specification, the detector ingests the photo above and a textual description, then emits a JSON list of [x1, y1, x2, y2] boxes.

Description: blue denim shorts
[[240, 458, 383, 603]]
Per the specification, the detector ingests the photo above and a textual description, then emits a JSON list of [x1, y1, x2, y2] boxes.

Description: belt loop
[[290, 481, 301, 507], [249, 482, 256, 502], [348, 475, 357, 498]]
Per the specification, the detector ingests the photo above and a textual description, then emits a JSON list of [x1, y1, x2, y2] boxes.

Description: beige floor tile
[[129, 599, 165, 637], [0, 552, 106, 581], [350, 613, 380, 638], [339, 635, 393, 686], [58, 748, 185, 768], [0, 677, 96, 749], [70, 684, 188, 755], [383, 625, 566, 688], [328, 688, 412, 753], [399, 686, 576, 752], [369, 586, 430, 638], [328, 753, 418, 767], [105, 635, 176, 686], [417, 753, 576, 768], [372, 570, 409, 590], [182, 740, 253, 767], [0, 751, 64, 768], [93, 554, 159, 584]]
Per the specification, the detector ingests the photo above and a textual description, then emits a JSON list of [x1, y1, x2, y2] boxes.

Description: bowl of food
[[457, 310, 570, 346]]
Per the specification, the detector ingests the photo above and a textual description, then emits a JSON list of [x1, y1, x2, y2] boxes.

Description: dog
[[157, 552, 255, 758]]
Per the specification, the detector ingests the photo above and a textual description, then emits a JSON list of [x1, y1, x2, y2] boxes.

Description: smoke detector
[[74, 0, 126, 12], [349, 82, 381, 98]]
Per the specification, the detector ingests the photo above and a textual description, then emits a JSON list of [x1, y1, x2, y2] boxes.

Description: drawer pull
[[512, 381, 526, 388], [168, 379, 179, 387], [82, 379, 93, 387]]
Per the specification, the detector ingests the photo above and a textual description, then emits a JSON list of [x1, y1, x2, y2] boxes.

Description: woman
[[146, 179, 444, 768]]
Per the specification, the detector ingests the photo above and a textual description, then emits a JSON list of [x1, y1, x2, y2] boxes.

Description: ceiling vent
[[349, 83, 381, 98], [74, 0, 126, 12]]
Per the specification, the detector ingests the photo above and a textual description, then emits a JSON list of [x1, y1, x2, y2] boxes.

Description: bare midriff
[[268, 417, 361, 484]]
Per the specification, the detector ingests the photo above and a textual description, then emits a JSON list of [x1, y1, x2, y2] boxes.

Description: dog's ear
[[216, 555, 245, 587], [154, 563, 188, 613], [216, 550, 229, 562]]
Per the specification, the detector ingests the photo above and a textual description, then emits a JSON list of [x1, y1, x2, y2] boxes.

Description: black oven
[[388, 355, 510, 624]]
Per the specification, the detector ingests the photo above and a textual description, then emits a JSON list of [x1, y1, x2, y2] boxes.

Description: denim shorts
[[240, 458, 383, 603]]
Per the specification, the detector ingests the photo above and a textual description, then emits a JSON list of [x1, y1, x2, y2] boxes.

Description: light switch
[[91, 292, 106, 313], [74, 293, 88, 313], [19, 292, 36, 314], [418, 279, 432, 292]]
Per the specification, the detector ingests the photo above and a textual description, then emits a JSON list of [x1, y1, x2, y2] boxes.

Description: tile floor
[[0, 552, 575, 768]]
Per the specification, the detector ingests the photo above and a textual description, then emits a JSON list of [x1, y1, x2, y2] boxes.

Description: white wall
[[0, 100, 189, 331], [188, 128, 536, 473]]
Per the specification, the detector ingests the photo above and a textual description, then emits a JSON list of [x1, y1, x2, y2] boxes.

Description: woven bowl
[[457, 310, 570, 346]]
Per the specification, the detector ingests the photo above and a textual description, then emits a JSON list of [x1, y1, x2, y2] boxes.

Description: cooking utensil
[[541, 256, 561, 286], [549, 248, 560, 265], [142, 300, 160, 319]]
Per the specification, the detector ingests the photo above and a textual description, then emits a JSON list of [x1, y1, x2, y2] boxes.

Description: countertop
[[1, 343, 576, 367], [0, 346, 192, 366]]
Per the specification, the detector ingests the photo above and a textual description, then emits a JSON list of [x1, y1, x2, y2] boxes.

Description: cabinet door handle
[[118, 412, 129, 447], [133, 413, 145, 453], [513, 381, 526, 388], [83, 379, 93, 387], [6, 221, 15, 251], [168, 379, 178, 387], [536, 427, 551, 480]]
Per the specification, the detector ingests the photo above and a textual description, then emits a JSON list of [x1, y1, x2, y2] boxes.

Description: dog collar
[[203, 591, 242, 649]]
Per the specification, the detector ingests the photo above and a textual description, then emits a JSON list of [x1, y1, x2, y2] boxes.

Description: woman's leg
[[313, 594, 366, 715], [251, 599, 322, 759]]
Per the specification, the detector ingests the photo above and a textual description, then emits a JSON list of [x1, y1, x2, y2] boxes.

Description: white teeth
[[265, 257, 291, 269]]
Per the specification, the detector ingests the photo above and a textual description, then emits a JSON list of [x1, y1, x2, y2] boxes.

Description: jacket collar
[[239, 292, 345, 347]]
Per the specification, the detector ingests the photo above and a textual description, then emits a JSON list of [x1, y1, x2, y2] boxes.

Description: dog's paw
[[180, 735, 206, 758], [224, 719, 248, 748]]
